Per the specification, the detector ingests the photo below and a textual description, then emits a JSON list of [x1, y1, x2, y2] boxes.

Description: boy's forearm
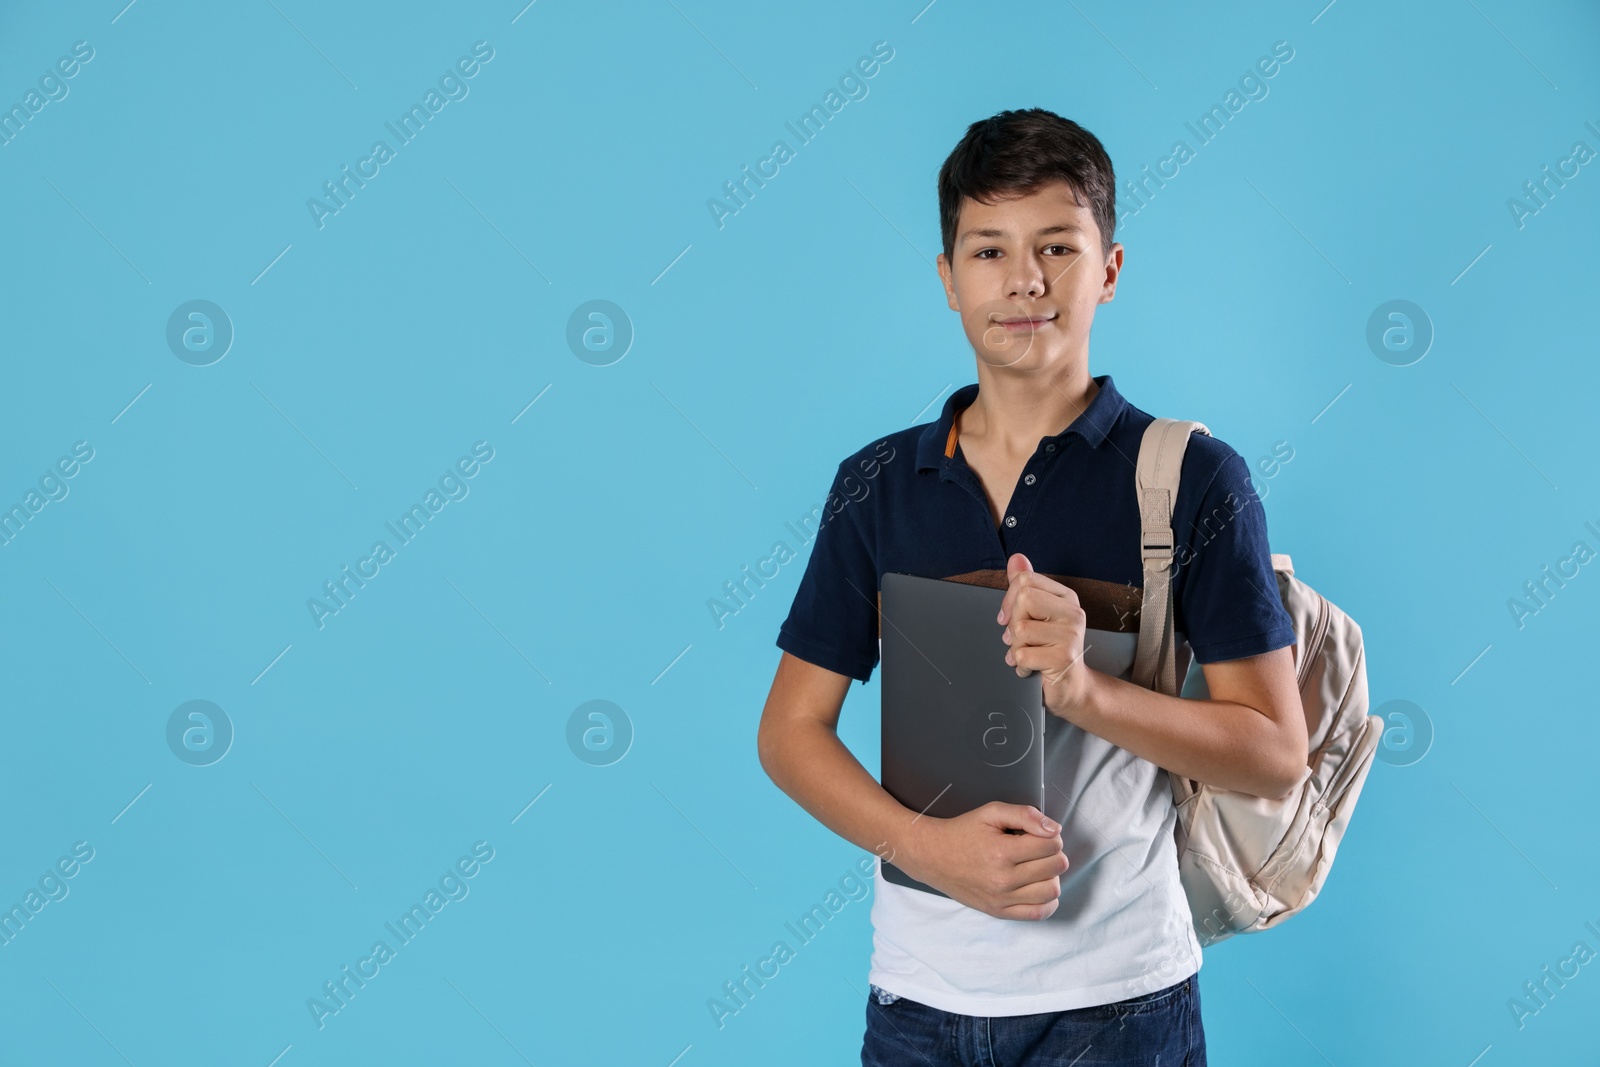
[[758, 719, 927, 866], [1073, 668, 1300, 798]]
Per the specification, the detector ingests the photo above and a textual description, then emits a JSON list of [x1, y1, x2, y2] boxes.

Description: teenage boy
[[757, 109, 1305, 1066]]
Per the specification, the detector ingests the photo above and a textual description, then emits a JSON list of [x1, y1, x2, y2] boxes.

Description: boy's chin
[[969, 331, 1039, 369], [969, 339, 1066, 371]]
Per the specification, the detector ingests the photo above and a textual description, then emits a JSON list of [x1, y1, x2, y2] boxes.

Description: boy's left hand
[[998, 553, 1096, 722]]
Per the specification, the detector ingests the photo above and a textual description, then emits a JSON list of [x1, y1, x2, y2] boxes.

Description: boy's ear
[[1098, 243, 1125, 304], [936, 253, 960, 312]]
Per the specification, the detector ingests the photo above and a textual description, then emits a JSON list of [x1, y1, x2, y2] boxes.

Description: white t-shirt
[[866, 630, 1203, 1016]]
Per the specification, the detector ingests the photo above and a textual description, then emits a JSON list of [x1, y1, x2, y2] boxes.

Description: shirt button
[[1024, 473, 1036, 485], [1045, 443, 1056, 453], [1005, 515, 1017, 527]]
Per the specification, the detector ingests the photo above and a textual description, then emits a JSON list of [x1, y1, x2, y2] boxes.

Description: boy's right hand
[[898, 801, 1068, 920]]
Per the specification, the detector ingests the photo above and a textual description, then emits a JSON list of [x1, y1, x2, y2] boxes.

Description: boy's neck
[[957, 361, 1100, 457]]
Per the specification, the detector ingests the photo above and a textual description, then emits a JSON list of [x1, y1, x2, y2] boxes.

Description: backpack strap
[[1131, 418, 1210, 696]]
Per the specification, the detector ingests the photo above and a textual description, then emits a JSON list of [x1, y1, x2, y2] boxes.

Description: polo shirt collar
[[915, 374, 1126, 472]]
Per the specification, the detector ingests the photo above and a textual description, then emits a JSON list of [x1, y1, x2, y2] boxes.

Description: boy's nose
[[1007, 270, 1044, 298]]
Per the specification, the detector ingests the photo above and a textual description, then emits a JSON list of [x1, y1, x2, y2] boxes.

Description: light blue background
[[1, 1, 1597, 1064]]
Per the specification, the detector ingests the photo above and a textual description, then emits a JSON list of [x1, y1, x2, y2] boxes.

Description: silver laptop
[[878, 571, 1045, 897]]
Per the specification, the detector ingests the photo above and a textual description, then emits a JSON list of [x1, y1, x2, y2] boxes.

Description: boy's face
[[936, 180, 1122, 371]]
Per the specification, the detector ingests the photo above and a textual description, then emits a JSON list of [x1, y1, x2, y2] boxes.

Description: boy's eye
[[974, 245, 1076, 259]]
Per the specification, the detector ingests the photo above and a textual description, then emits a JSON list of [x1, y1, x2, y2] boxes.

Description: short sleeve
[[1171, 451, 1296, 664], [775, 459, 880, 683]]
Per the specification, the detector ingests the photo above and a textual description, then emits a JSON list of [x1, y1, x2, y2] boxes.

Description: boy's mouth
[[993, 314, 1056, 333]]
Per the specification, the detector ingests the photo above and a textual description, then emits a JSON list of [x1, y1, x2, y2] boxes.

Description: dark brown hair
[[937, 108, 1117, 262]]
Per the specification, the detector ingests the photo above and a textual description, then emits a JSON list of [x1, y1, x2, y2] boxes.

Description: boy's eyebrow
[[960, 223, 1085, 245]]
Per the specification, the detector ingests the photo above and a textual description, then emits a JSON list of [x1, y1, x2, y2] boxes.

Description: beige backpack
[[1130, 418, 1382, 946]]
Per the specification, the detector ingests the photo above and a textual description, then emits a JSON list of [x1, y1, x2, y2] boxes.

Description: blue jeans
[[861, 973, 1206, 1066]]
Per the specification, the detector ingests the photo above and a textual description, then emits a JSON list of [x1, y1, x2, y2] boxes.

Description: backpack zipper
[[1296, 589, 1331, 693]]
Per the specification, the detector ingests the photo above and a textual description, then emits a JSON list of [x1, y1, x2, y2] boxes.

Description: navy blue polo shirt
[[776, 373, 1296, 684]]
